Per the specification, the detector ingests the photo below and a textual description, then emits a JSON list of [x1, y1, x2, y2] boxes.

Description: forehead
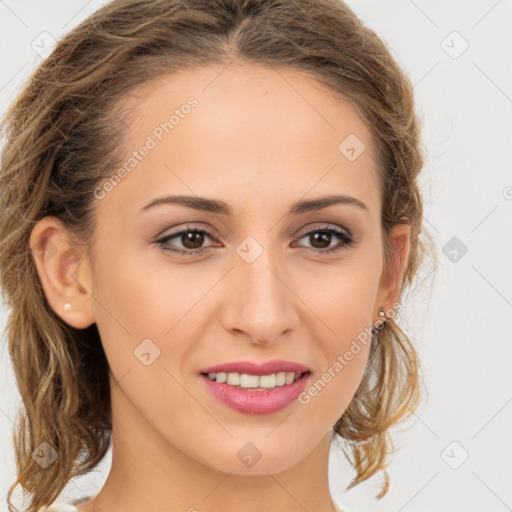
[[124, 63, 375, 142], [98, 63, 381, 222]]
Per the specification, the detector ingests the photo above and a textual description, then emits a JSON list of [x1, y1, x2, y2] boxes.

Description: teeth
[[259, 374, 276, 388], [285, 372, 295, 385], [227, 373, 240, 386], [214, 372, 226, 383], [275, 372, 286, 386], [205, 371, 305, 389]]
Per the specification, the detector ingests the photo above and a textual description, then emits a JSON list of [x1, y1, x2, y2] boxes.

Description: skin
[[30, 63, 410, 512]]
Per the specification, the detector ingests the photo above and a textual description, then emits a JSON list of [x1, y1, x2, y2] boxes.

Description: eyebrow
[[139, 194, 369, 216]]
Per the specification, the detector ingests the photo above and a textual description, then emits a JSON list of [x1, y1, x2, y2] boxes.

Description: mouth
[[200, 370, 311, 390], [199, 370, 312, 415]]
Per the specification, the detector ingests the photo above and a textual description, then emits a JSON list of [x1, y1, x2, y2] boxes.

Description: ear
[[373, 223, 411, 324], [29, 216, 95, 329]]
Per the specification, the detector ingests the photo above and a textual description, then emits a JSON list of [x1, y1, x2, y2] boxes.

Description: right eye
[[155, 226, 218, 256]]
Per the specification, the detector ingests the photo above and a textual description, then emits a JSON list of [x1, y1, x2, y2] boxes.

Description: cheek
[[300, 306, 372, 424], [91, 250, 214, 386], [92, 247, 200, 337], [296, 260, 379, 410], [299, 255, 381, 336]]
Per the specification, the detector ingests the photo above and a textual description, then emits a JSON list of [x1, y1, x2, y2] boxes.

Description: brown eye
[[155, 227, 216, 256], [293, 226, 355, 255], [308, 231, 332, 249], [180, 231, 205, 249]]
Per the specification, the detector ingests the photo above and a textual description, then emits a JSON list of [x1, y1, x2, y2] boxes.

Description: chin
[[198, 445, 303, 476]]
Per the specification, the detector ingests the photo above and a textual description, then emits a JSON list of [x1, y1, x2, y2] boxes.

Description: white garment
[[334, 501, 351, 512], [39, 505, 79, 512]]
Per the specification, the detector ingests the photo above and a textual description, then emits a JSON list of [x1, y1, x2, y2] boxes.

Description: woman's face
[[34, 63, 410, 476]]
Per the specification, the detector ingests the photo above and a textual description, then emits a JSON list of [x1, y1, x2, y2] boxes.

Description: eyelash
[[155, 224, 356, 257]]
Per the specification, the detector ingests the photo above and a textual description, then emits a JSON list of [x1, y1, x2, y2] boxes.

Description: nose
[[222, 247, 300, 346]]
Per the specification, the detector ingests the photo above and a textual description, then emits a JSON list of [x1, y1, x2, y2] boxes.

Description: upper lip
[[200, 360, 311, 376]]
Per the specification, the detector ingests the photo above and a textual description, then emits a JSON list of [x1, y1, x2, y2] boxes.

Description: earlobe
[[29, 216, 95, 329]]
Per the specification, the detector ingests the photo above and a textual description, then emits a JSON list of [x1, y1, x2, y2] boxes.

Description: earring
[[373, 306, 387, 333], [63, 302, 71, 311]]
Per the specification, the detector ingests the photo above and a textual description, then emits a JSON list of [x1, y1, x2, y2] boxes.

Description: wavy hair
[[0, 0, 438, 510]]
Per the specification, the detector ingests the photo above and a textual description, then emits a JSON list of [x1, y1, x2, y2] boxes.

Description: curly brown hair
[[0, 0, 438, 510]]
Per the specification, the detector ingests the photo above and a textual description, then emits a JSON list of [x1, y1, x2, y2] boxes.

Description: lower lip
[[200, 373, 311, 415]]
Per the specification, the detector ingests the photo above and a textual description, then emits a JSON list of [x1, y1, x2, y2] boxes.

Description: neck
[[85, 385, 337, 512]]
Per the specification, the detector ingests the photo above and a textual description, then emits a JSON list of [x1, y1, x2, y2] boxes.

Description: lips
[[200, 369, 311, 414], [199, 359, 311, 376]]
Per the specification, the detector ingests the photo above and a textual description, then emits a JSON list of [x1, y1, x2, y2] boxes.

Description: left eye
[[155, 225, 355, 256]]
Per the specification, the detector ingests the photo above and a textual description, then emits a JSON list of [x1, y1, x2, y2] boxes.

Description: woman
[[0, 0, 437, 511]]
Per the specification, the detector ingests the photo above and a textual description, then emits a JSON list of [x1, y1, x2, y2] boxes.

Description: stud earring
[[63, 302, 71, 311], [373, 306, 387, 332]]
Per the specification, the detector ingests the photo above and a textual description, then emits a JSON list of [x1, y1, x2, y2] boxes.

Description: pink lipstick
[[199, 360, 311, 415]]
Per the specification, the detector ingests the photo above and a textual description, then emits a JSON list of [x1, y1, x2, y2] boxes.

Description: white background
[[0, 1, 511, 511]]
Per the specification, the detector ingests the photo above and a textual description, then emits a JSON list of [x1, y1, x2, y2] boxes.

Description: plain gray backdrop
[[1, 1, 511, 511]]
